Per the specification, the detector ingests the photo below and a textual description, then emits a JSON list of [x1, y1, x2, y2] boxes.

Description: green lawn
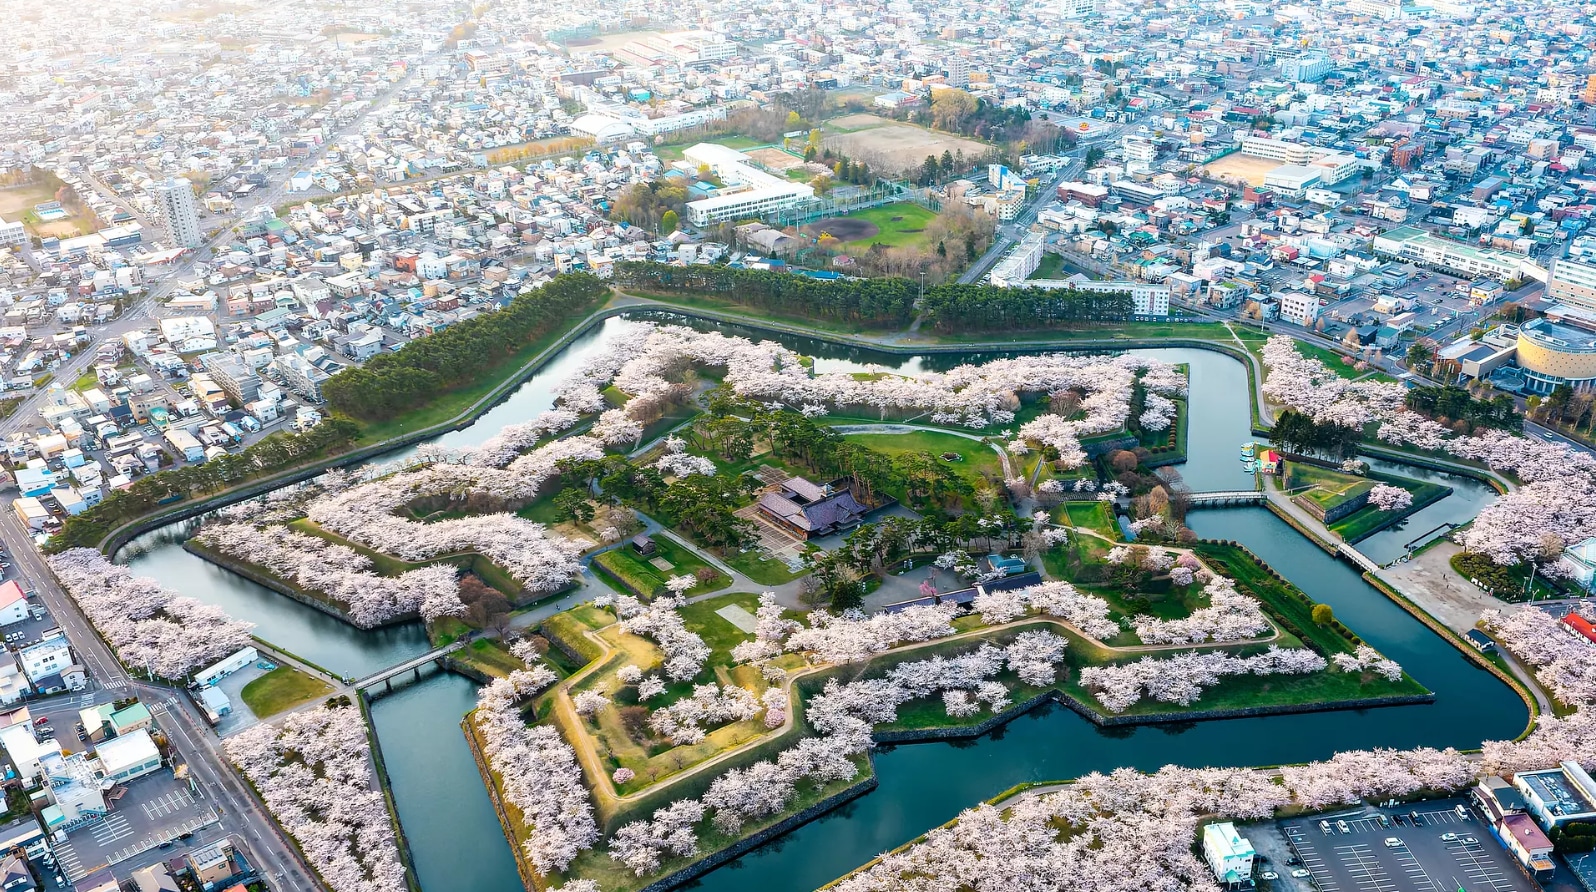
[[1328, 477, 1450, 542], [724, 549, 804, 585], [1284, 463, 1374, 511], [841, 430, 1004, 490], [676, 592, 766, 663], [590, 535, 730, 598], [239, 667, 333, 718], [822, 202, 940, 250], [1058, 500, 1119, 539], [454, 638, 528, 679], [1028, 251, 1072, 280]]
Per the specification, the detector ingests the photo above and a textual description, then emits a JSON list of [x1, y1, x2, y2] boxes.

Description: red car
[[31, 717, 48, 727]]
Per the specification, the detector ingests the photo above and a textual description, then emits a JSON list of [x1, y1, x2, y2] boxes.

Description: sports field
[[822, 114, 989, 175], [1200, 153, 1283, 187], [802, 202, 939, 249]]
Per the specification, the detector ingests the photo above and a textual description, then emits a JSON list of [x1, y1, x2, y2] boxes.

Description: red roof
[[0, 581, 24, 609], [1563, 614, 1596, 644], [1503, 813, 1553, 852]]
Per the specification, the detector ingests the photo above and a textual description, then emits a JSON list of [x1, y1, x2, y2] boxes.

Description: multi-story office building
[[1059, 0, 1098, 18], [154, 177, 203, 248], [1371, 226, 1527, 281]]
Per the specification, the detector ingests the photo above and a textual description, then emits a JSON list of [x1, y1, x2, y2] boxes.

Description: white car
[[1441, 832, 1459, 842], [1291, 869, 1312, 879], [1259, 872, 1279, 881], [1384, 837, 1403, 848]]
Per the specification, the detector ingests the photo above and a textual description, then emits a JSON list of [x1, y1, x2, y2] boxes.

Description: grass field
[[1029, 251, 1073, 280], [453, 638, 528, 679], [590, 535, 730, 598], [724, 548, 804, 585], [239, 667, 333, 718], [841, 430, 1004, 490], [809, 202, 939, 250]]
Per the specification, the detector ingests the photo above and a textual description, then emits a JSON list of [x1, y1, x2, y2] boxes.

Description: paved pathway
[[1376, 542, 1552, 716]]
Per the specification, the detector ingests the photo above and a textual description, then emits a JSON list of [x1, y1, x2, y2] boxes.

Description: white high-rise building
[[946, 57, 970, 88], [155, 177, 203, 248], [1060, 0, 1098, 18]]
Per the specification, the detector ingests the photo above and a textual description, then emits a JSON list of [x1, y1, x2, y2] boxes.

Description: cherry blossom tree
[[49, 549, 255, 681], [473, 670, 597, 875], [225, 706, 407, 892], [1329, 645, 1405, 682], [195, 522, 465, 626], [1367, 484, 1414, 513], [573, 690, 611, 717], [1133, 578, 1271, 645]]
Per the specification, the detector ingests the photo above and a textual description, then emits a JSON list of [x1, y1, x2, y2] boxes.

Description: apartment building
[[154, 177, 203, 248], [988, 232, 1045, 286], [1278, 290, 1322, 325], [1548, 257, 1596, 313]]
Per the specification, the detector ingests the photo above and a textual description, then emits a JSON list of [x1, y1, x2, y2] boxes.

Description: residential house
[[0, 582, 29, 627], [18, 633, 85, 694]]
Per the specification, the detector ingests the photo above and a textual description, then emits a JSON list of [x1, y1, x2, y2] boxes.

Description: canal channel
[[113, 313, 1526, 892]]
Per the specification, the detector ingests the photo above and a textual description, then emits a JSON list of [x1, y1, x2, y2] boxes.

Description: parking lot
[[53, 769, 219, 882], [1251, 799, 1539, 892]]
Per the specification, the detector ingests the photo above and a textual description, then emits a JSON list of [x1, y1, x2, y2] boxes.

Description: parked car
[[1441, 833, 1458, 842], [1291, 869, 1311, 879], [1259, 872, 1279, 881], [1384, 837, 1403, 848]]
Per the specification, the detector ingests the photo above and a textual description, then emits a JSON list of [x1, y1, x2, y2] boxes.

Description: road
[[957, 119, 1141, 286], [0, 509, 318, 891], [0, 54, 445, 447]]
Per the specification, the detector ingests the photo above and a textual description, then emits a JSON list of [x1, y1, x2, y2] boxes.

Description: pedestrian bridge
[[354, 639, 468, 692], [1186, 490, 1267, 506], [1337, 543, 1381, 574]]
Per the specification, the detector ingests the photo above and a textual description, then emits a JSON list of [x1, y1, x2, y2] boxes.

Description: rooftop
[[1520, 317, 1596, 354]]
